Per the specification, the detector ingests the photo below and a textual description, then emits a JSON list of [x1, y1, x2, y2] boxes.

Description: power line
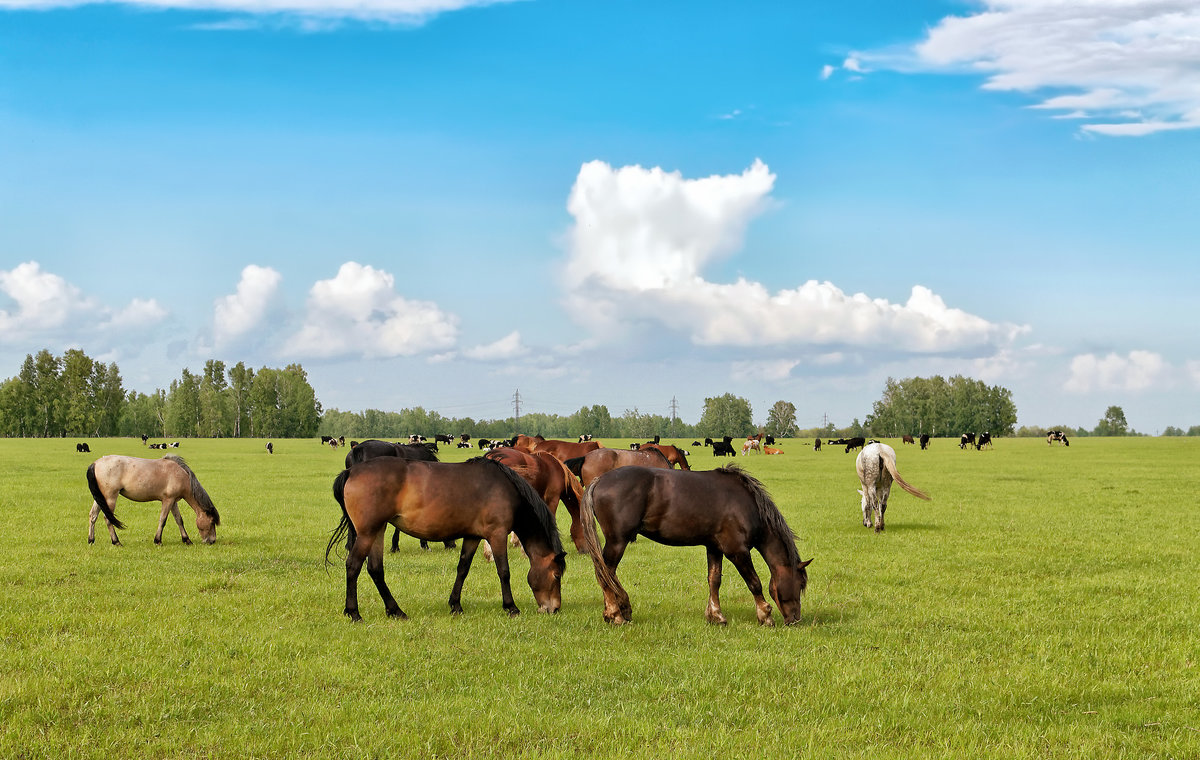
[[512, 388, 521, 430]]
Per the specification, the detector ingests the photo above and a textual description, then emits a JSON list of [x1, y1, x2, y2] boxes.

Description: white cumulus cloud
[[561, 160, 1024, 354], [282, 261, 458, 359], [907, 0, 1200, 136], [1064, 350, 1170, 392], [213, 265, 282, 348], [0, 261, 166, 342], [462, 331, 529, 361]]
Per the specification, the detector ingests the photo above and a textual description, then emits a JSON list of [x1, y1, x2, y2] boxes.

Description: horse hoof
[[344, 610, 363, 623], [182, 537, 193, 546], [387, 609, 408, 620], [154, 538, 162, 545], [760, 617, 776, 627], [505, 606, 520, 617], [88, 538, 94, 545]]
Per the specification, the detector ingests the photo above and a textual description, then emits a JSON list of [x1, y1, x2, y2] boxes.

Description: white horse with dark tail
[[86, 455, 221, 545], [855, 442, 930, 532]]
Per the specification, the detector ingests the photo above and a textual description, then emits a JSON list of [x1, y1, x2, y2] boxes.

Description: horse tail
[[485, 458, 564, 555], [165, 455, 220, 525], [550, 454, 585, 511], [325, 469, 356, 567], [718, 464, 800, 567], [563, 456, 585, 477], [578, 479, 623, 598], [86, 461, 125, 531], [879, 449, 931, 501]]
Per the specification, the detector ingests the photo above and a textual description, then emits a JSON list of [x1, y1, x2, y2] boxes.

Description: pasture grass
[[1, 436, 1197, 758]]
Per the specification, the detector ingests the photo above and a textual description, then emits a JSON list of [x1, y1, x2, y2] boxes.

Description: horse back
[[92, 455, 190, 503]]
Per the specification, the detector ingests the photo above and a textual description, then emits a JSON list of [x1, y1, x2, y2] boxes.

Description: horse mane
[[164, 455, 221, 525], [473, 457, 564, 556], [715, 464, 799, 566]]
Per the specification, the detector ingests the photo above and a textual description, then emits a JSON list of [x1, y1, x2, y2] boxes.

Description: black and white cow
[[919, 433, 930, 450], [1047, 430, 1070, 446], [76, 442, 91, 453], [975, 432, 992, 450], [959, 432, 976, 450]]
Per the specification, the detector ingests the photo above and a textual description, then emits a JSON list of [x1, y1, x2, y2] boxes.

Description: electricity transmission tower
[[512, 388, 522, 432]]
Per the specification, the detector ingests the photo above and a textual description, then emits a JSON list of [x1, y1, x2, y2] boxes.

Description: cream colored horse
[[855, 442, 930, 532], [86, 455, 221, 545]]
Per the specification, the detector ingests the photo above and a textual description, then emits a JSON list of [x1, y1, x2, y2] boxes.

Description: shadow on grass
[[883, 522, 941, 532]]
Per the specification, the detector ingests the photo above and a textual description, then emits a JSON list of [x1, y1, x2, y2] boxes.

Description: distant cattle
[[919, 434, 930, 450], [959, 432, 976, 450], [408, 434, 426, 443], [902, 435, 915, 445], [76, 442, 91, 453], [711, 440, 737, 457], [459, 434, 471, 443], [628, 442, 641, 450], [764, 435, 775, 445], [814, 438, 822, 452], [691, 441, 702, 447], [434, 434, 452, 444], [456, 441, 471, 448], [763, 446, 783, 455], [975, 432, 993, 450], [168, 442, 180, 448], [321, 436, 334, 445], [1047, 430, 1070, 447], [266, 441, 273, 454], [741, 439, 761, 455], [140, 434, 148, 445], [830, 437, 866, 453]]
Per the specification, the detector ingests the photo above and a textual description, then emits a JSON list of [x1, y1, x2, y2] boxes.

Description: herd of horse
[[81, 431, 951, 627]]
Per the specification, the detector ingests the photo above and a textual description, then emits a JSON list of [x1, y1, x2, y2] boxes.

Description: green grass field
[[1, 436, 1197, 758]]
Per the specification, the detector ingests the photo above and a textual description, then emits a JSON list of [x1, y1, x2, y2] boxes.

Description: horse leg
[[601, 538, 633, 623], [448, 537, 481, 614], [390, 526, 401, 553], [876, 486, 889, 533], [486, 535, 520, 616], [442, 540, 457, 549], [705, 546, 727, 625], [343, 531, 377, 622], [728, 552, 774, 626], [365, 533, 406, 619], [170, 501, 192, 544], [90, 500, 121, 546]]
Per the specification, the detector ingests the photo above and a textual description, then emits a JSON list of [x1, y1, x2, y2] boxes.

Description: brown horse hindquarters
[[578, 448, 671, 488]]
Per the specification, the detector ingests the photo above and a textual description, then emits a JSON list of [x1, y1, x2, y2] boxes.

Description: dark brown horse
[[564, 447, 672, 487], [514, 434, 603, 461], [577, 464, 811, 626], [345, 439, 455, 552], [485, 447, 586, 552], [86, 455, 220, 545], [326, 457, 566, 621], [639, 443, 691, 470]]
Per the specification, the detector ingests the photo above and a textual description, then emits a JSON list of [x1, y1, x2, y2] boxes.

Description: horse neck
[[755, 530, 799, 575]]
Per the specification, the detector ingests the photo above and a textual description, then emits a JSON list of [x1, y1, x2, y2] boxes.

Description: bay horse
[[638, 443, 690, 470], [326, 456, 566, 621], [576, 465, 812, 626], [86, 455, 221, 545], [485, 447, 586, 552], [346, 439, 455, 552], [855, 442, 930, 532], [564, 447, 672, 487], [516, 434, 603, 461]]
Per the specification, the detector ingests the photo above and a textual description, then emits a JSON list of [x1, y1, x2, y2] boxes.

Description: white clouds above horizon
[[904, 0, 1200, 136], [1064, 350, 1171, 393], [461, 331, 529, 361], [213, 264, 282, 349], [0, 0, 513, 23], [561, 160, 1026, 360], [0, 261, 166, 345], [282, 261, 458, 359]]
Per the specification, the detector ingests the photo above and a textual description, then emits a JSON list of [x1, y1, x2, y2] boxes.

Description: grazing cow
[[1047, 430, 1070, 447], [919, 434, 930, 450], [434, 434, 452, 445], [140, 434, 148, 445], [814, 438, 822, 452], [855, 442, 931, 532], [459, 434, 471, 443], [741, 439, 761, 455], [691, 441, 702, 447], [840, 437, 866, 453], [408, 434, 426, 444], [321, 436, 334, 445], [578, 434, 593, 443], [902, 435, 915, 445], [703, 438, 714, 447], [959, 432, 976, 450], [77, 442, 91, 453], [711, 440, 737, 457], [628, 442, 641, 450], [975, 432, 993, 450], [764, 435, 775, 446], [266, 441, 273, 454]]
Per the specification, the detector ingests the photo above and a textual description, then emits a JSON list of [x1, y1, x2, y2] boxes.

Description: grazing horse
[[485, 447, 587, 552], [564, 447, 673, 488], [855, 442, 930, 532], [86, 455, 221, 545], [345, 440, 454, 553], [638, 443, 691, 470], [577, 464, 812, 626], [326, 457, 566, 621]]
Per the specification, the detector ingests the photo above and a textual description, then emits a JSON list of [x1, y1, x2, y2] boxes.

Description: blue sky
[[2, 0, 1198, 432]]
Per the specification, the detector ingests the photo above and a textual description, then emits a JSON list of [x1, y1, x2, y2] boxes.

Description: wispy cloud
[[897, 0, 1200, 136], [561, 160, 1025, 356], [0, 0, 517, 24], [1064, 350, 1171, 393]]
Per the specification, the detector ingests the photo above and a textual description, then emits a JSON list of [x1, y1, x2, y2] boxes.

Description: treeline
[[0, 349, 321, 439], [864, 375, 1018, 437]]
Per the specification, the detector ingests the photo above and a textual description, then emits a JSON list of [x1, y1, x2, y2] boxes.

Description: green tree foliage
[[1093, 405, 1130, 436], [864, 375, 1018, 437], [765, 400, 798, 437], [698, 393, 753, 438], [1161, 426, 1184, 436]]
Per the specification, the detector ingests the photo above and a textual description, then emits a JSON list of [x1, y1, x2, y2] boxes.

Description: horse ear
[[798, 558, 813, 569]]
